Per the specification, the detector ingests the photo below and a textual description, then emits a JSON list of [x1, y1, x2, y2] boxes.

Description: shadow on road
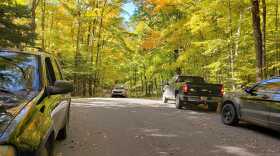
[[168, 101, 217, 113], [237, 122, 280, 140], [180, 105, 217, 113]]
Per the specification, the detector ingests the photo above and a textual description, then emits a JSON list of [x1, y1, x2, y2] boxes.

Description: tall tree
[[276, 0, 280, 75], [251, 0, 264, 81], [31, 0, 40, 37], [262, 0, 267, 78], [41, 0, 46, 50], [228, 0, 235, 89]]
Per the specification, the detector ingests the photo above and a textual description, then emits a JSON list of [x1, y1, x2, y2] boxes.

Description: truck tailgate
[[186, 83, 223, 97]]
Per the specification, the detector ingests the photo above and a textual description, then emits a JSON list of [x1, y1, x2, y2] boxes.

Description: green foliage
[[127, 0, 280, 92], [1, 0, 279, 96], [0, 1, 34, 48]]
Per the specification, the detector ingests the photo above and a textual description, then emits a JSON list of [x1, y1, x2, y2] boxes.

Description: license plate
[[189, 97, 200, 101]]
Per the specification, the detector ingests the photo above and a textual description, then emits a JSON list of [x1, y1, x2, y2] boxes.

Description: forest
[[0, 0, 280, 97]]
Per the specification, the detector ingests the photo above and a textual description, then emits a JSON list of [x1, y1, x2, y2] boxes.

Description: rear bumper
[[179, 95, 222, 104]]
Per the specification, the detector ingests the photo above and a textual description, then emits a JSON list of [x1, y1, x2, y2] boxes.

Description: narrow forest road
[[55, 98, 280, 156]]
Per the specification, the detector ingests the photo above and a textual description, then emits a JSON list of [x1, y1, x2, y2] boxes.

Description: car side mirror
[[245, 88, 257, 96], [244, 88, 251, 94], [47, 80, 73, 95]]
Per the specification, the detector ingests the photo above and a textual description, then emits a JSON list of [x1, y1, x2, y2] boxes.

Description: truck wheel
[[221, 103, 239, 125], [208, 103, 218, 112], [162, 96, 168, 103], [38, 133, 55, 156], [39, 147, 49, 156], [175, 96, 183, 109]]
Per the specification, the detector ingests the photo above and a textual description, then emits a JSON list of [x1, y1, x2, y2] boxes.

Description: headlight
[[0, 145, 16, 156]]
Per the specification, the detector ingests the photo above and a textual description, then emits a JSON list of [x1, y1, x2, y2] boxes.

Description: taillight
[[220, 85, 224, 96], [182, 84, 189, 93]]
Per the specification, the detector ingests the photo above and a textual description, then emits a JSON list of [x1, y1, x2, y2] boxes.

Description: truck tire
[[208, 103, 218, 112], [175, 95, 183, 109], [45, 134, 55, 156], [221, 103, 239, 125], [36, 132, 55, 156]]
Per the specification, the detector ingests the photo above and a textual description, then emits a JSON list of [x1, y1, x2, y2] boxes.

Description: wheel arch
[[221, 100, 241, 119]]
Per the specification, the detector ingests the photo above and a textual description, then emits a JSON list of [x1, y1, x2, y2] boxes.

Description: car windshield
[[0, 51, 40, 99], [114, 86, 125, 90]]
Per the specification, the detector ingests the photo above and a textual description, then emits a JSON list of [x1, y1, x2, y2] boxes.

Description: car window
[[115, 87, 124, 90], [254, 79, 280, 92], [51, 58, 62, 80], [0, 51, 40, 99], [45, 57, 56, 85], [114, 85, 125, 90], [264, 79, 280, 92]]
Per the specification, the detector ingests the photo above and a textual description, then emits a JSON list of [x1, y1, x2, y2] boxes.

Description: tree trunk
[[276, 0, 280, 76], [235, 1, 243, 57], [262, 0, 267, 78], [228, 0, 235, 89], [174, 49, 181, 75], [94, 0, 108, 95], [31, 0, 39, 39], [87, 1, 98, 96], [48, 10, 54, 49], [83, 76, 87, 96], [251, 0, 264, 81], [41, 0, 46, 50], [74, 0, 82, 96]]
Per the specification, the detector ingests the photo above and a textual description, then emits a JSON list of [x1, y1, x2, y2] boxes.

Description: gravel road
[[55, 98, 280, 156]]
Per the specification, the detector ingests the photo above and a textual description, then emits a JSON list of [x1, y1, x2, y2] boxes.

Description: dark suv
[[0, 49, 73, 156], [220, 77, 280, 131]]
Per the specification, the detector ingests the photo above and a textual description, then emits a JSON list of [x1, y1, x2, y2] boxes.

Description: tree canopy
[[0, 0, 34, 47], [0, 0, 279, 96]]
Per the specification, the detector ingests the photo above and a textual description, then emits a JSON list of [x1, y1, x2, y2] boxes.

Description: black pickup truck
[[162, 76, 223, 111]]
